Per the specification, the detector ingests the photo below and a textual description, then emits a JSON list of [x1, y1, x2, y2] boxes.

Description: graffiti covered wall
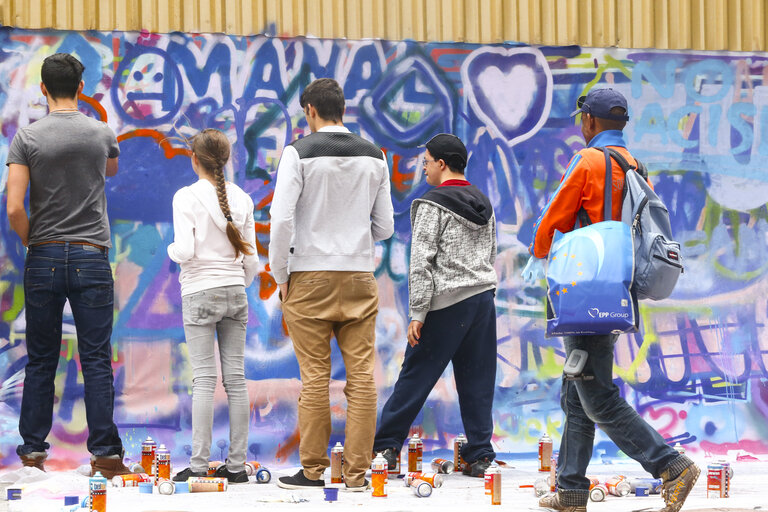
[[0, 27, 766, 466]]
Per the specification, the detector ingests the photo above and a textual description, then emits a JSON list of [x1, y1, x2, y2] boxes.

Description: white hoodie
[[167, 179, 259, 296]]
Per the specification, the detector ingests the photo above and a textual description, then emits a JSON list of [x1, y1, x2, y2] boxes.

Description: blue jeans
[[557, 334, 682, 504], [17, 242, 123, 457], [373, 290, 497, 464]]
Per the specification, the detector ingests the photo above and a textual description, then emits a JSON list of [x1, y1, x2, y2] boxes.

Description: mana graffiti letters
[[0, 28, 766, 467]]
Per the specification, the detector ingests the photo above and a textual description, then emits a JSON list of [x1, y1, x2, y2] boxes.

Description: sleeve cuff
[[271, 267, 289, 285], [410, 310, 428, 323]]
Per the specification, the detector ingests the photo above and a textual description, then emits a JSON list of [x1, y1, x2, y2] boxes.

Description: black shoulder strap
[[604, 146, 647, 179]]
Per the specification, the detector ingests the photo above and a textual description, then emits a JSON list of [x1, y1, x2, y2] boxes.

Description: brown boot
[[90, 454, 134, 479], [660, 460, 701, 512], [19, 451, 47, 471]]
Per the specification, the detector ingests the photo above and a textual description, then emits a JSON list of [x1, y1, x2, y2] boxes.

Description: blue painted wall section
[[0, 29, 766, 466]]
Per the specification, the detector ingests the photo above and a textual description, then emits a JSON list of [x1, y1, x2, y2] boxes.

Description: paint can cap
[[175, 482, 189, 494], [64, 496, 79, 506]]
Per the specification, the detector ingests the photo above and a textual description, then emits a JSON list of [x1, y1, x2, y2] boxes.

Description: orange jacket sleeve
[[529, 151, 591, 258]]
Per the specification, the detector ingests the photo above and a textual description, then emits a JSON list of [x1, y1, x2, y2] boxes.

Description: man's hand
[[521, 255, 546, 284], [279, 282, 289, 302], [407, 320, 423, 347]]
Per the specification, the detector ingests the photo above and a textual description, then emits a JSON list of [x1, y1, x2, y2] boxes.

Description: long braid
[[192, 129, 254, 258], [213, 165, 232, 222]]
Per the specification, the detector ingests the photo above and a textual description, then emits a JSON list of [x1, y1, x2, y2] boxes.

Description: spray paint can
[[606, 475, 631, 497], [155, 444, 171, 483], [128, 463, 145, 473], [387, 448, 401, 478], [157, 479, 175, 495], [141, 437, 157, 476], [538, 432, 553, 472], [245, 461, 272, 483], [533, 478, 549, 497], [431, 458, 454, 474], [371, 452, 388, 497], [408, 433, 423, 472], [707, 462, 730, 498], [112, 473, 151, 487], [410, 479, 433, 497], [89, 471, 107, 512], [404, 472, 444, 488], [330, 442, 344, 484], [453, 433, 467, 472], [673, 442, 685, 455], [207, 461, 224, 476], [720, 461, 734, 480], [590, 484, 607, 502], [7, 490, 21, 512], [187, 477, 228, 492], [488, 465, 501, 505], [587, 475, 600, 489], [549, 451, 559, 491], [707, 463, 723, 498], [628, 477, 662, 494]]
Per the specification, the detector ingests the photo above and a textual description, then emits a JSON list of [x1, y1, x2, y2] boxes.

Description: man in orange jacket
[[525, 88, 700, 512]]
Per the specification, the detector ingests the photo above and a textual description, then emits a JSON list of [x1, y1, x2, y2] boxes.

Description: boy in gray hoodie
[[373, 134, 498, 477]]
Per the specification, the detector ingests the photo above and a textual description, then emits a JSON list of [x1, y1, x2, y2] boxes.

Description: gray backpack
[[600, 148, 684, 300]]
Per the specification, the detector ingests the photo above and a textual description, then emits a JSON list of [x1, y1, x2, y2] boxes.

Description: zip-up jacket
[[409, 183, 497, 322], [269, 126, 394, 284], [529, 130, 648, 258]]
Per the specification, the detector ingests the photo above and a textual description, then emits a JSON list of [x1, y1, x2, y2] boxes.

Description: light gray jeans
[[182, 285, 249, 473]]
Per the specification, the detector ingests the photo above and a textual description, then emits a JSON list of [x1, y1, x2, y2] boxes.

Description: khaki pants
[[282, 271, 379, 486]]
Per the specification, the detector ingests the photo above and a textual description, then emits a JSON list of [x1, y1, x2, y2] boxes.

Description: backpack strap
[[575, 147, 613, 226], [604, 146, 647, 179], [577, 146, 645, 227]]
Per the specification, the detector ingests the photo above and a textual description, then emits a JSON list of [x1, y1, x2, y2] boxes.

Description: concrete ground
[[0, 456, 765, 511]]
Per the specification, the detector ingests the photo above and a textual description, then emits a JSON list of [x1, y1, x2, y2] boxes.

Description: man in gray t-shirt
[[5, 53, 132, 479]]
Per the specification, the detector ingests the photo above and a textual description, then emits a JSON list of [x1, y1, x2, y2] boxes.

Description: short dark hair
[[300, 78, 345, 122], [41, 53, 84, 100], [597, 106, 628, 131]]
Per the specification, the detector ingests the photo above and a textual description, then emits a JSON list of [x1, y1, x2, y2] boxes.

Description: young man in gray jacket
[[372, 134, 498, 477], [269, 78, 394, 490]]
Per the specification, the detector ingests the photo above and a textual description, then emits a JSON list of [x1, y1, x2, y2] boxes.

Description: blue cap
[[174, 481, 189, 493], [570, 88, 629, 121], [138, 481, 153, 494], [64, 496, 79, 506]]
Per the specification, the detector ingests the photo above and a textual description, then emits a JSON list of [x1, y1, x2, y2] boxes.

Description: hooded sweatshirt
[[168, 179, 259, 296], [409, 183, 497, 322]]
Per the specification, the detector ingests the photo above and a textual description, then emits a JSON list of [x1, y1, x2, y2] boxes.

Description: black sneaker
[[276, 469, 325, 489], [344, 478, 370, 492], [462, 457, 492, 477], [379, 448, 399, 470], [213, 465, 249, 484], [172, 467, 207, 482]]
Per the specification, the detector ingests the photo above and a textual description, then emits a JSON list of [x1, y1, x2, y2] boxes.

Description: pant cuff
[[660, 454, 694, 481], [558, 489, 589, 506]]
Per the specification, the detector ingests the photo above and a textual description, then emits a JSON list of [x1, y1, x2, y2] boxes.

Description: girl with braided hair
[[167, 128, 258, 483]]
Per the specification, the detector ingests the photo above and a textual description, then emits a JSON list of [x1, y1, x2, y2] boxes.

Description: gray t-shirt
[[6, 112, 120, 247]]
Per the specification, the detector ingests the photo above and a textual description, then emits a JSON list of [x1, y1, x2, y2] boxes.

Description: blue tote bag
[[545, 149, 638, 337], [546, 222, 637, 336]]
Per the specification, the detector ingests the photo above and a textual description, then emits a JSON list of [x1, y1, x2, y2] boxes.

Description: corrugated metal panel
[[1, 0, 767, 51]]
